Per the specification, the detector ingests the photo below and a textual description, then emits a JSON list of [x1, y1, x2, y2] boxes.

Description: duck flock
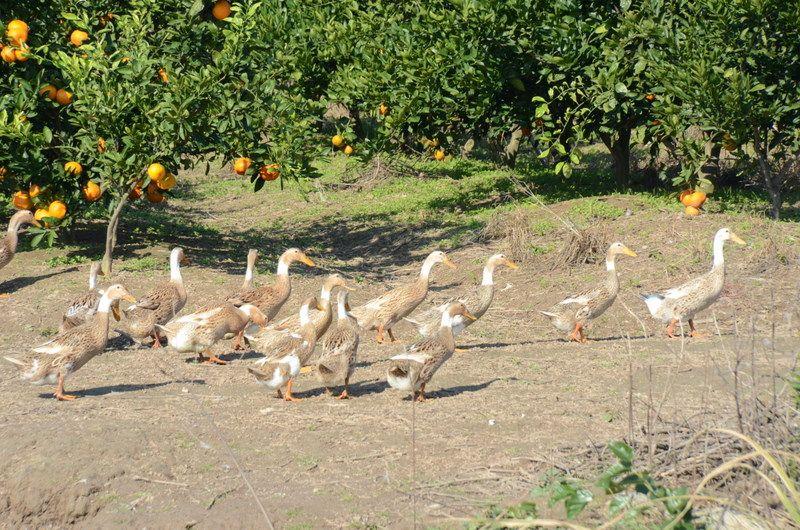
[[1, 209, 745, 402]]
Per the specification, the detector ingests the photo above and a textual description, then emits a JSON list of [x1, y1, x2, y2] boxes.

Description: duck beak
[[301, 256, 316, 267], [622, 246, 638, 257], [31, 220, 42, 228], [123, 294, 137, 303], [504, 258, 519, 270], [463, 309, 477, 322], [443, 257, 457, 269], [316, 300, 325, 311], [730, 233, 746, 245]]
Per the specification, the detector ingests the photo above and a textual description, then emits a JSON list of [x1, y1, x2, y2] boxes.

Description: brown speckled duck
[[350, 251, 456, 343], [59, 262, 122, 332], [123, 247, 189, 347], [4, 284, 136, 400], [386, 302, 475, 401], [248, 296, 322, 401], [405, 253, 517, 338], [227, 247, 315, 349], [540, 242, 636, 343], [316, 290, 360, 399], [244, 274, 349, 353], [642, 227, 745, 338], [157, 303, 267, 365], [1, 210, 39, 295]]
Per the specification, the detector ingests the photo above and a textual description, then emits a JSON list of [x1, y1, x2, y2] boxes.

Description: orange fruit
[[55, 89, 73, 105], [158, 68, 169, 83], [233, 157, 252, 175], [28, 184, 42, 198], [129, 186, 143, 201], [39, 84, 58, 100], [645, 93, 656, 102], [34, 208, 51, 226], [0, 167, 6, 180], [48, 200, 68, 220], [14, 46, 29, 62], [651, 119, 662, 126], [157, 173, 176, 190], [434, 149, 445, 161], [331, 134, 344, 148], [146, 182, 165, 203], [1, 46, 16, 63], [343, 145, 354, 156], [70, 29, 89, 47], [147, 162, 167, 182], [684, 190, 707, 208], [679, 189, 692, 205], [97, 137, 107, 153], [6, 20, 29, 45], [64, 161, 83, 175], [259, 164, 280, 181], [379, 103, 389, 116], [684, 206, 701, 217], [212, 0, 232, 20], [82, 181, 102, 201], [12, 191, 32, 210]]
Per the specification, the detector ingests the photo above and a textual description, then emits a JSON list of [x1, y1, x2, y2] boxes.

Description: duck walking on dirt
[[4, 284, 136, 401], [350, 250, 456, 344], [386, 302, 476, 402], [248, 296, 322, 402], [540, 242, 637, 343], [59, 262, 122, 332], [0, 210, 40, 296], [405, 253, 517, 340], [123, 247, 189, 348], [227, 248, 315, 350], [316, 290, 360, 399], [641, 227, 745, 338]]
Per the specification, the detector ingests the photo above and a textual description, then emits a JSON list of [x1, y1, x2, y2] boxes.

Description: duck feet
[[283, 380, 302, 402], [688, 319, 708, 339], [414, 384, 426, 402], [299, 365, 314, 374], [198, 351, 227, 365], [55, 374, 78, 401], [150, 330, 163, 348], [454, 347, 468, 353], [231, 331, 248, 350], [666, 319, 679, 338], [568, 323, 587, 343], [337, 388, 349, 400]]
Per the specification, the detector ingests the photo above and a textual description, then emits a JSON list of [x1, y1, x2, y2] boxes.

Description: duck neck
[[437, 312, 456, 351], [299, 304, 311, 326], [96, 293, 115, 314], [419, 257, 438, 283], [337, 298, 349, 320], [712, 235, 726, 269], [243, 255, 256, 288], [170, 252, 183, 283], [481, 264, 496, 286]]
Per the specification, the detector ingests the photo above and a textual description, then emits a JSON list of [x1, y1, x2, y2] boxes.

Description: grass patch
[[119, 256, 161, 272]]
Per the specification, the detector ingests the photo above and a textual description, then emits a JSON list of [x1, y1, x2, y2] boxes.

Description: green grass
[[119, 256, 161, 272]]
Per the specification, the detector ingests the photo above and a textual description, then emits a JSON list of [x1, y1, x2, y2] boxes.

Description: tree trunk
[[599, 126, 632, 187], [503, 128, 524, 168], [753, 129, 781, 220], [702, 141, 722, 179], [101, 192, 131, 275]]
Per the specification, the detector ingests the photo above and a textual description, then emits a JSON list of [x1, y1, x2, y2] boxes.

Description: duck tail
[[4, 357, 37, 380]]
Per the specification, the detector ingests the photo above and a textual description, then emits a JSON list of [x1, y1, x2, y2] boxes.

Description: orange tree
[[321, 0, 544, 164], [0, 1, 322, 272], [651, 0, 800, 219], [533, 0, 677, 185]]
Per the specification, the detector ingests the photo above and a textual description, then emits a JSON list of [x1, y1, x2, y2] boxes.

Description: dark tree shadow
[[0, 267, 79, 294], [36, 379, 196, 399]]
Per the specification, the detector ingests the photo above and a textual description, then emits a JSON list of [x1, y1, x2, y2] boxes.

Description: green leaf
[[608, 441, 634, 467], [614, 82, 628, 94]]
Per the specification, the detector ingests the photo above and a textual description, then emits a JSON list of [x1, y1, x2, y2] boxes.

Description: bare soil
[[1, 182, 798, 528]]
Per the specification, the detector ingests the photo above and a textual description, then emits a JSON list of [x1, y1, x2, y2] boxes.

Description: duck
[[540, 242, 637, 343], [227, 247, 315, 349], [316, 290, 360, 399], [404, 253, 518, 339], [244, 273, 349, 354], [386, 302, 476, 401], [350, 250, 456, 343], [59, 262, 122, 332], [235, 249, 259, 294], [4, 284, 136, 401], [157, 303, 267, 365], [247, 296, 322, 402], [641, 227, 745, 338], [123, 247, 189, 348], [0, 210, 40, 295]]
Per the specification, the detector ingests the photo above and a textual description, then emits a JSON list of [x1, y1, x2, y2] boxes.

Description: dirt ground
[[1, 182, 798, 527]]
